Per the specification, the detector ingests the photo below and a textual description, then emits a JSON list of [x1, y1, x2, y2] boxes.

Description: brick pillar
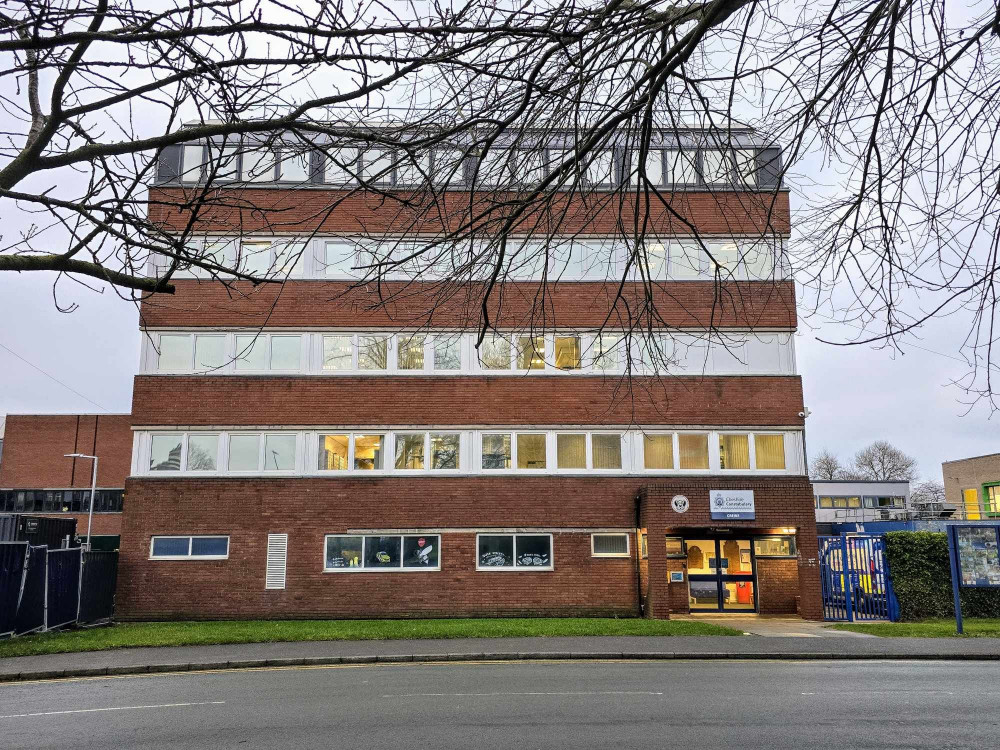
[[795, 519, 824, 620], [640, 489, 671, 619]]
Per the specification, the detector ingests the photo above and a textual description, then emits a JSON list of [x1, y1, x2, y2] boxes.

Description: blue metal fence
[[0, 544, 118, 637], [46, 548, 81, 630], [819, 534, 899, 622], [0, 542, 28, 636], [15, 545, 47, 635]]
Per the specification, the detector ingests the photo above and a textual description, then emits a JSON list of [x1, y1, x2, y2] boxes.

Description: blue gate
[[819, 535, 899, 622]]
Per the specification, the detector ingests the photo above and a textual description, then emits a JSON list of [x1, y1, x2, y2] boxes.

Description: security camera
[[797, 411, 806, 418]]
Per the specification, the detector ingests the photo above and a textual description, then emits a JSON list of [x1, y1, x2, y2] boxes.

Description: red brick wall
[[116, 474, 814, 620], [148, 187, 791, 236], [756, 558, 801, 615], [139, 279, 797, 330], [639, 477, 823, 619], [0, 414, 132, 488], [131, 375, 805, 427]]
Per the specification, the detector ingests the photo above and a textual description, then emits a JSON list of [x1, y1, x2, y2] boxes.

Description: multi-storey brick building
[[117, 128, 822, 620], [0, 413, 131, 541]]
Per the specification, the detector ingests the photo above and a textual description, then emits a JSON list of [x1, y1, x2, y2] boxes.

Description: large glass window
[[353, 434, 384, 470], [477, 535, 515, 568], [403, 535, 439, 568], [554, 336, 581, 370], [394, 434, 426, 470], [324, 240, 358, 278], [194, 335, 226, 371], [228, 434, 261, 471], [397, 334, 426, 370], [678, 433, 709, 470], [432, 334, 462, 370], [556, 434, 586, 469], [430, 433, 460, 470], [325, 534, 440, 571], [592, 433, 623, 470], [592, 334, 621, 372], [482, 433, 512, 469], [517, 335, 545, 370], [358, 336, 388, 370], [322, 335, 353, 370], [517, 434, 547, 469], [186, 434, 219, 471], [263, 434, 296, 471], [754, 536, 796, 557], [479, 335, 511, 370], [318, 434, 349, 471], [158, 334, 192, 371], [149, 435, 183, 471], [516, 535, 552, 567], [278, 148, 310, 182], [269, 336, 301, 370], [644, 434, 674, 470], [755, 434, 786, 470], [364, 535, 401, 568], [324, 148, 360, 184], [719, 434, 750, 470], [325, 535, 364, 569], [235, 334, 267, 370]]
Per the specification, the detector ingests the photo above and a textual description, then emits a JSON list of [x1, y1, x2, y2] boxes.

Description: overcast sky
[[0, 261, 990, 482]]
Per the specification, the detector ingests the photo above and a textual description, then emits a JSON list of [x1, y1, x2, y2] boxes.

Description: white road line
[[384, 691, 663, 698], [0, 701, 226, 720]]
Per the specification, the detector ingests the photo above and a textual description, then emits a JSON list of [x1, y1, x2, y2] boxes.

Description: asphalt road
[[3, 660, 998, 749]]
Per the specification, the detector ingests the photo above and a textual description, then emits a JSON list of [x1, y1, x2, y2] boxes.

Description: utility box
[[0, 514, 78, 548]]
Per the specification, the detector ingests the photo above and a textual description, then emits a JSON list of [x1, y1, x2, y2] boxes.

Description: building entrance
[[685, 538, 757, 612]]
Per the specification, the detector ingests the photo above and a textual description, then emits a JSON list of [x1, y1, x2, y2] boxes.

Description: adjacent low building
[[0, 413, 131, 544], [943, 453, 1000, 520], [813, 480, 912, 525]]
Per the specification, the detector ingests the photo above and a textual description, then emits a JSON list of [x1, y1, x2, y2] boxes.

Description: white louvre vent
[[265, 533, 288, 590]]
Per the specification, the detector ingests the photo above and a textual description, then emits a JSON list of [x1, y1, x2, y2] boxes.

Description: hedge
[[884, 531, 1000, 621]]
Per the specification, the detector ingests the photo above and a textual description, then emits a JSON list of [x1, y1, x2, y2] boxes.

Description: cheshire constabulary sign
[[709, 490, 755, 520]]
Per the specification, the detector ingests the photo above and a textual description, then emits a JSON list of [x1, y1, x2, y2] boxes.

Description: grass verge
[[0, 617, 742, 658], [827, 618, 1000, 638]]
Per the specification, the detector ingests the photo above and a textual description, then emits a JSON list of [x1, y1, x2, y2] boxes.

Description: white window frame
[[149, 535, 230, 560], [717, 431, 752, 472], [136, 429, 804, 476], [640, 432, 676, 473], [323, 533, 442, 572], [591, 532, 631, 558], [475, 532, 554, 571]]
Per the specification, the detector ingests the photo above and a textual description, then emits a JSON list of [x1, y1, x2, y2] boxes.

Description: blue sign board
[[946, 524, 1000, 634], [710, 490, 755, 520]]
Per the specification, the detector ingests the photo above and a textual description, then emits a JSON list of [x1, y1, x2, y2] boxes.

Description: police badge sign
[[709, 490, 755, 520]]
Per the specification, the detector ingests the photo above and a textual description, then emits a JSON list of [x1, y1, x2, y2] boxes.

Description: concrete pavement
[[4, 659, 999, 749], [4, 623, 1000, 683]]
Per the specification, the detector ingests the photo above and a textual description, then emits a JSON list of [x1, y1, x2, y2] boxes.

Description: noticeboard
[[955, 525, 1000, 588]]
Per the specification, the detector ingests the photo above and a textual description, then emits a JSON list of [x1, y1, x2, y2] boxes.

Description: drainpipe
[[634, 494, 644, 616]]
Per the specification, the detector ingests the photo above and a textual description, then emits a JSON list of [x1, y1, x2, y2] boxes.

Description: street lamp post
[[64, 453, 98, 550]]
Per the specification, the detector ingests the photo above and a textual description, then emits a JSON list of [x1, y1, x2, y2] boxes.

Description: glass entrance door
[[686, 538, 757, 612]]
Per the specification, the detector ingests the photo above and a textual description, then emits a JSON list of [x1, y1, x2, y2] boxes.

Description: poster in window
[[403, 535, 439, 568], [956, 526, 1000, 587]]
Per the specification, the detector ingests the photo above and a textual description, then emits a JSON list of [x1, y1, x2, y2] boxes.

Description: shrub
[[884, 531, 1000, 621]]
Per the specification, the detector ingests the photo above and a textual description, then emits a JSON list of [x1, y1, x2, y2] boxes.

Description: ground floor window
[[150, 535, 229, 559], [324, 534, 440, 571], [477, 533, 553, 570], [753, 536, 797, 558], [591, 533, 629, 557]]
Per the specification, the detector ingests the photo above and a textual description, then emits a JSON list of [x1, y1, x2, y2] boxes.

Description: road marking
[[384, 690, 664, 698], [801, 690, 954, 695], [0, 701, 225, 720]]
